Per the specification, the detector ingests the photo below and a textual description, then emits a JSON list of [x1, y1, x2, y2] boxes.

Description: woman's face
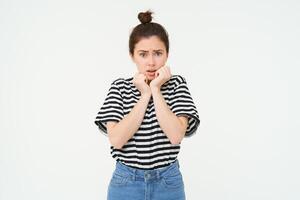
[[130, 35, 168, 82]]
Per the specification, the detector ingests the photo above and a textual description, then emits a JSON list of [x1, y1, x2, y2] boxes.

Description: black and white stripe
[[95, 74, 200, 169]]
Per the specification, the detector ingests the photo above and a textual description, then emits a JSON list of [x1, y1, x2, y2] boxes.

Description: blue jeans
[[107, 160, 186, 200]]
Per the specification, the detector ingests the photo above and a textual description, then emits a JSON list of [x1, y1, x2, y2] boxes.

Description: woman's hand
[[149, 65, 172, 90], [132, 72, 151, 96]]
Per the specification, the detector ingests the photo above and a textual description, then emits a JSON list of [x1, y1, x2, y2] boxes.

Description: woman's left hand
[[150, 65, 172, 90]]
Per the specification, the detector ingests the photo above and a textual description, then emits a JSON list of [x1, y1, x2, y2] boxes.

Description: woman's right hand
[[132, 72, 151, 96]]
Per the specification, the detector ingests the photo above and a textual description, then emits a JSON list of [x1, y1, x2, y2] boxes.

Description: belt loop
[[156, 170, 160, 179]]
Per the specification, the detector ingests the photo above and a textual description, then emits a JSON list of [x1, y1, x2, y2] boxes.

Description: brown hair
[[129, 10, 169, 56]]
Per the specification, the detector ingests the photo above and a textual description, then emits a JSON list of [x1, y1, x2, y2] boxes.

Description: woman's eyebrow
[[137, 49, 164, 52]]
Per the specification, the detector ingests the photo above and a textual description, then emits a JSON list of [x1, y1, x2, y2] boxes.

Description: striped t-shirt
[[94, 74, 200, 170]]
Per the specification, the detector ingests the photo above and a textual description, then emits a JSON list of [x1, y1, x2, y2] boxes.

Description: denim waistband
[[114, 160, 180, 181]]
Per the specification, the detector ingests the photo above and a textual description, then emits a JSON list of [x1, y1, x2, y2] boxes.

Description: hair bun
[[138, 10, 153, 24]]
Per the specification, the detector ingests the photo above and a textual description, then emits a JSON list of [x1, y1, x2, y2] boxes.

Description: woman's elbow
[[108, 137, 124, 149], [170, 132, 185, 145], [107, 131, 125, 149]]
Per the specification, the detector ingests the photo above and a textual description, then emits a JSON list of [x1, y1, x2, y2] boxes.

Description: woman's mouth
[[147, 70, 156, 76]]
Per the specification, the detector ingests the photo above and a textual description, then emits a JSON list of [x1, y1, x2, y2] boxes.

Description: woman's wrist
[[150, 86, 160, 94], [141, 92, 152, 99]]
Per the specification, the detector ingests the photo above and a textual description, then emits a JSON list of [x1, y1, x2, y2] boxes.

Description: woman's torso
[[110, 75, 183, 170]]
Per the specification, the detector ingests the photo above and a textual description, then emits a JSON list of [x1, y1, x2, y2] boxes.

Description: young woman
[[95, 10, 200, 200]]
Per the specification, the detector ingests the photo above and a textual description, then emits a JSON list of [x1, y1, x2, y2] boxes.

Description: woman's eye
[[139, 52, 162, 57]]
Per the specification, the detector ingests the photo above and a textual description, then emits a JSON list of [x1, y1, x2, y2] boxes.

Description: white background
[[1, 0, 299, 199]]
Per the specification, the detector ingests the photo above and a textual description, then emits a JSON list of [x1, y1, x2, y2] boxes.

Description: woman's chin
[[146, 75, 155, 80]]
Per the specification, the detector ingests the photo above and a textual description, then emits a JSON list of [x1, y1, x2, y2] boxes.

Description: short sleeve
[[94, 80, 124, 136], [170, 76, 200, 137]]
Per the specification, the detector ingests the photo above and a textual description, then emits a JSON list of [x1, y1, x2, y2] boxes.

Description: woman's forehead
[[136, 35, 164, 45]]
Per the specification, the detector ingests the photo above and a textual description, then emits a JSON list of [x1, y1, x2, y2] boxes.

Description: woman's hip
[[107, 160, 186, 200]]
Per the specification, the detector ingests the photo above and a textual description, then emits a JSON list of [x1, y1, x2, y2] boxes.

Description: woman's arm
[[107, 73, 152, 149], [107, 93, 151, 149], [151, 87, 188, 144]]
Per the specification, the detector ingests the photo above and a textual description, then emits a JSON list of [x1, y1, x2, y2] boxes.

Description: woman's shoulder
[[170, 74, 186, 83], [165, 74, 187, 87], [110, 77, 134, 88]]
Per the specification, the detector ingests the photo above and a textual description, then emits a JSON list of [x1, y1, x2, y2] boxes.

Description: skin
[[106, 35, 188, 149]]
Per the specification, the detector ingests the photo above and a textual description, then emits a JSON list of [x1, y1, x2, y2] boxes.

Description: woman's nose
[[148, 55, 155, 65]]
